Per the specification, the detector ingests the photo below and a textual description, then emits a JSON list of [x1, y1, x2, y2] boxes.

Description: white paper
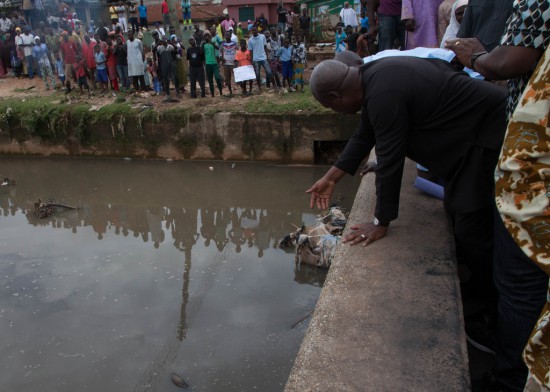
[[233, 65, 256, 83]]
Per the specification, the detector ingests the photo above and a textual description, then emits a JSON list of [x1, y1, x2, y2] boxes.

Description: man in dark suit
[[306, 59, 506, 296]]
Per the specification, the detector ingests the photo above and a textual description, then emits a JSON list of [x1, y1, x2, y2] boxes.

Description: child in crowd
[[221, 30, 237, 96], [94, 44, 108, 93], [74, 53, 91, 95], [11, 49, 22, 78], [335, 23, 346, 53], [291, 35, 307, 92], [55, 53, 65, 87], [265, 30, 282, 91], [146, 57, 161, 95], [234, 39, 253, 95], [276, 38, 293, 91]]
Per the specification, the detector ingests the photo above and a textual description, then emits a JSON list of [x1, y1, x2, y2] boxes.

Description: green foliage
[[162, 107, 190, 127], [244, 88, 329, 114]]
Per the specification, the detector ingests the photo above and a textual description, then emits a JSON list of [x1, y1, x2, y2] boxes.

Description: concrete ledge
[[285, 159, 470, 391]]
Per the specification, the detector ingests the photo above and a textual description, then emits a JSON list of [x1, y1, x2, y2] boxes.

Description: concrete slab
[[285, 159, 470, 392]]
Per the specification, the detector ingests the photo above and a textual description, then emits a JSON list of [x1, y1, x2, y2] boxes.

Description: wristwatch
[[470, 51, 488, 71], [373, 217, 389, 227]]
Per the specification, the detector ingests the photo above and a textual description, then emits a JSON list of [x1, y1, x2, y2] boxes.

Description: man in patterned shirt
[[496, 46, 550, 392], [447, 1, 550, 390]]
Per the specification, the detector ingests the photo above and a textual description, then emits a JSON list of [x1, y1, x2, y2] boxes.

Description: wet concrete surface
[[285, 159, 470, 391], [0, 157, 359, 392]]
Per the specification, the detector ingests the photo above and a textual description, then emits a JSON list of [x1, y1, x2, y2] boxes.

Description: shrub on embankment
[[0, 90, 343, 161]]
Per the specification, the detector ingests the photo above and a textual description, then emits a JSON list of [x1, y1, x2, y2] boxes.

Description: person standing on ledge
[[306, 59, 505, 248]]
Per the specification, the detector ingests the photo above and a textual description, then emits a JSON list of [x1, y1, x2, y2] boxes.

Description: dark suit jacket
[[334, 57, 507, 223]]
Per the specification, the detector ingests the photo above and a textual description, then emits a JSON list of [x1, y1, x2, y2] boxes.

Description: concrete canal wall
[[285, 159, 470, 392], [0, 104, 359, 163]]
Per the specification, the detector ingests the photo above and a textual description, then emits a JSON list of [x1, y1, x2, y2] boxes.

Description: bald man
[[307, 58, 506, 306]]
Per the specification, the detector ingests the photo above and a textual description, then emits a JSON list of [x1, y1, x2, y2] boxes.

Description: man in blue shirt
[[247, 26, 273, 92], [138, 0, 147, 31]]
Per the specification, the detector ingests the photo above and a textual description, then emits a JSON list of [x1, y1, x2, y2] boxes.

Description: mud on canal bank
[[0, 87, 359, 163]]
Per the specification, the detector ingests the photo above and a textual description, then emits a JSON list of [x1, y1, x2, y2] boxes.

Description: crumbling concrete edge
[[285, 159, 470, 392]]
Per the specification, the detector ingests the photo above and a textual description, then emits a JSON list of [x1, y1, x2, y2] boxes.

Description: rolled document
[[414, 176, 444, 200]]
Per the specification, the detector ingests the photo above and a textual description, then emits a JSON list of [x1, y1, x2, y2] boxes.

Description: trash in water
[[1, 177, 16, 187], [171, 372, 189, 388], [279, 206, 348, 269], [208, 166, 214, 171], [123, 157, 132, 161], [290, 309, 314, 329], [34, 199, 78, 219]]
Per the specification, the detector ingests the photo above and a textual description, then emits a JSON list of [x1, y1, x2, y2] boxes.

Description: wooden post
[[167, 0, 182, 40], [85, 6, 91, 26]]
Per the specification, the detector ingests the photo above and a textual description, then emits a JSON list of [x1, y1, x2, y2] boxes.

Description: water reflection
[[0, 158, 359, 392], [0, 159, 351, 263]]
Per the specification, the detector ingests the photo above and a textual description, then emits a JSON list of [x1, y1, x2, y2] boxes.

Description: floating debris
[[208, 166, 214, 171], [279, 207, 348, 268], [1, 177, 16, 187], [34, 199, 78, 219], [290, 309, 314, 329], [171, 372, 189, 388]]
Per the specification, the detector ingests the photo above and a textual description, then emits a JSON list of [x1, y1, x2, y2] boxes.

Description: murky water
[[0, 157, 359, 392]]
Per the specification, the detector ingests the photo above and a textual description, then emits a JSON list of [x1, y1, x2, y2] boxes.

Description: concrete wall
[[284, 159, 470, 391], [0, 112, 360, 163]]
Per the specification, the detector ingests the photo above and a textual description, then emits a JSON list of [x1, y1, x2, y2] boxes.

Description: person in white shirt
[[339, 2, 358, 31], [19, 26, 35, 78], [117, 3, 128, 33], [0, 13, 12, 34]]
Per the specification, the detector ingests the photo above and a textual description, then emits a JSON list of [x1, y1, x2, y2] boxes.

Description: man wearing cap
[[153, 22, 165, 38], [127, 30, 145, 92], [339, 2, 358, 32], [32, 36, 55, 90]]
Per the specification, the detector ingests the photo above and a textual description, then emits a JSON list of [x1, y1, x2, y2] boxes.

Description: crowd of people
[[334, 0, 469, 54], [309, 1, 549, 392], [0, 4, 314, 100]]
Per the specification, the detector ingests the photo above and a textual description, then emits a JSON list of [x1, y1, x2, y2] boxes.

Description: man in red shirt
[[59, 32, 79, 92], [161, 0, 170, 32]]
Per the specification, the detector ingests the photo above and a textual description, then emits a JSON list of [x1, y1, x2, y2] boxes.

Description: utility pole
[[167, 0, 183, 40]]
